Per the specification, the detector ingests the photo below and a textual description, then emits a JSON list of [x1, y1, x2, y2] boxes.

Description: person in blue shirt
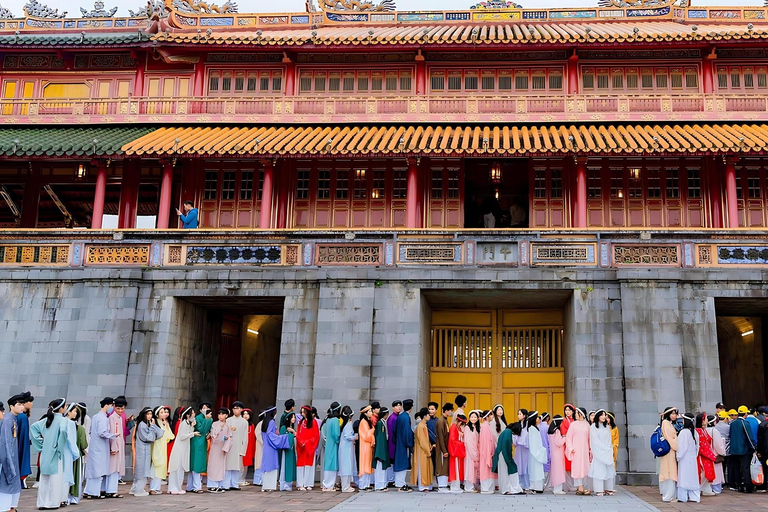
[[730, 406, 758, 493], [176, 201, 198, 228]]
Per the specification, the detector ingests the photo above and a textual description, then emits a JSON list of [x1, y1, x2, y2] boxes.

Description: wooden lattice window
[[207, 69, 282, 95], [716, 65, 768, 92], [582, 66, 699, 93], [298, 69, 412, 94], [429, 67, 563, 93]]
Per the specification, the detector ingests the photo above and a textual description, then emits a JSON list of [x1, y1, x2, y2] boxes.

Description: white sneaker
[[134, 491, 149, 497]]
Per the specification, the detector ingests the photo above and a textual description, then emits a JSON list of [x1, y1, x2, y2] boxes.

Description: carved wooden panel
[[85, 245, 150, 265], [315, 244, 382, 265], [0, 245, 69, 265], [612, 244, 680, 267]]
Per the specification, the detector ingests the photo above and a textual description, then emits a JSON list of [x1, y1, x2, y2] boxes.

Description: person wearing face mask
[[435, 403, 453, 492], [83, 397, 120, 499]]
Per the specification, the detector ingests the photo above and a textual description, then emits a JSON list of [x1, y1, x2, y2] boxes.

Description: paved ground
[[329, 486, 658, 512], [631, 486, 768, 511], [15, 484, 768, 511]]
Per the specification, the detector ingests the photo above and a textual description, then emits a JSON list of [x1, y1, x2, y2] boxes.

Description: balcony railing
[[1, 93, 766, 124]]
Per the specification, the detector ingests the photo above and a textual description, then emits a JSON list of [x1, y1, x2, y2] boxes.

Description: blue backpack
[[650, 425, 671, 457]]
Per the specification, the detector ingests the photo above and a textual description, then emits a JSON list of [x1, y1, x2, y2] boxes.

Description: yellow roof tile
[[121, 124, 768, 157]]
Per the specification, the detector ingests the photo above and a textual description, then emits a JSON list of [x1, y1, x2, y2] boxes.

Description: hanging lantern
[[490, 162, 502, 185]]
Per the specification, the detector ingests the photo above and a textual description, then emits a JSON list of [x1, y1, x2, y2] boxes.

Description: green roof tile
[[0, 32, 150, 46], [0, 127, 156, 157]]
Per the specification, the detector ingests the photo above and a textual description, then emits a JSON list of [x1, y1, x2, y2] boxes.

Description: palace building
[[1, 0, 768, 483]]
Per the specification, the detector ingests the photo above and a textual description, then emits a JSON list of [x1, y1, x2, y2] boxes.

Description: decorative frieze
[[186, 246, 282, 265], [530, 243, 596, 266], [315, 244, 381, 266], [612, 244, 680, 267], [397, 243, 463, 265], [696, 244, 768, 266], [476, 242, 518, 266], [0, 245, 69, 265], [85, 245, 150, 265]]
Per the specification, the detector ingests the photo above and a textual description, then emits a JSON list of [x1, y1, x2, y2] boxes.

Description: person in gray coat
[[130, 408, 164, 497], [0, 395, 25, 512]]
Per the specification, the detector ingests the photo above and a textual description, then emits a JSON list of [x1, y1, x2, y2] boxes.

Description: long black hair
[[301, 406, 315, 429], [660, 406, 677, 426], [359, 408, 373, 429], [681, 413, 695, 438], [593, 409, 608, 428], [134, 407, 154, 442], [281, 412, 295, 431], [261, 408, 276, 433], [46, 398, 66, 428], [467, 410, 481, 433], [340, 406, 353, 432], [525, 411, 539, 431], [493, 405, 507, 434], [320, 401, 341, 429], [548, 415, 563, 435], [509, 421, 522, 436]]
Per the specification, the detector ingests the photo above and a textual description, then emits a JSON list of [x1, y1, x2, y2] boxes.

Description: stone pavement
[[328, 486, 658, 512], [631, 486, 768, 511], [16, 485, 768, 511]]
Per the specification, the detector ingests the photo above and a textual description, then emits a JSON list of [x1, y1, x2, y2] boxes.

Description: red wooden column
[[567, 53, 579, 95], [133, 56, 145, 98], [19, 164, 41, 229], [707, 157, 723, 228], [283, 54, 296, 96], [415, 51, 427, 95], [702, 57, 714, 94], [259, 159, 274, 229], [91, 162, 108, 229], [406, 157, 420, 228], [117, 160, 140, 229], [573, 157, 588, 228], [156, 159, 174, 229], [276, 161, 288, 229], [724, 156, 740, 228]]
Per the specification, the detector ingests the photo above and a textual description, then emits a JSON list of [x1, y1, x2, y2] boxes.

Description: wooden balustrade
[[2, 93, 768, 124]]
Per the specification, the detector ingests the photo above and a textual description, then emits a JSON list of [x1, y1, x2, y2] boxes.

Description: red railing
[[2, 93, 767, 123]]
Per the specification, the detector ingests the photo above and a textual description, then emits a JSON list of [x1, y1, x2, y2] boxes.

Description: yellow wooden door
[[430, 309, 565, 418]]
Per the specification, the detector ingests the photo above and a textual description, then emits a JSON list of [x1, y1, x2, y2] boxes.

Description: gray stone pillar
[[277, 286, 320, 408], [310, 282, 375, 413], [619, 274, 686, 485], [678, 290, 722, 412], [564, 285, 628, 477], [370, 284, 430, 407]]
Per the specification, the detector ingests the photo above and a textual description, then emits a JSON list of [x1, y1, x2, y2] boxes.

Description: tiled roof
[[121, 124, 768, 157], [0, 32, 150, 47], [0, 127, 155, 157], [156, 21, 768, 46]]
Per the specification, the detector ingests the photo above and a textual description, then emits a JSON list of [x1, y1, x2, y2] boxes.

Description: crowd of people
[[0, 392, 630, 512], [656, 403, 768, 504], [9, 391, 768, 510]]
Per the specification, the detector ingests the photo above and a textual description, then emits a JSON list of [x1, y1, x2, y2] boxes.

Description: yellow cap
[[718, 411, 729, 419], [728, 409, 738, 416], [738, 405, 750, 414]]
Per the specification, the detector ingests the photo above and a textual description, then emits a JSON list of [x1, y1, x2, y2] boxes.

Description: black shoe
[[229, 487, 241, 491], [387, 482, 396, 488], [399, 486, 412, 493]]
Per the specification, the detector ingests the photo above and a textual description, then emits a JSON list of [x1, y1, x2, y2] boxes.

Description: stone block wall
[[2, 265, 767, 484]]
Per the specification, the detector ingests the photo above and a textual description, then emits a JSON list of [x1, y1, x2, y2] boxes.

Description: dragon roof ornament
[[24, 0, 67, 17], [0, 3, 13, 18], [319, 0, 395, 12], [80, 1, 118, 17], [470, 1, 523, 9], [171, 0, 238, 14], [128, 0, 167, 17]]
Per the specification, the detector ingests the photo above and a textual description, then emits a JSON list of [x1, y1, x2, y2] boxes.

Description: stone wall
[[2, 265, 768, 483]]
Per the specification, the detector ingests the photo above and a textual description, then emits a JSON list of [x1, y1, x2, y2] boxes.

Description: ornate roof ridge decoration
[[0, 4, 13, 18], [171, 0, 238, 14], [128, 0, 167, 18], [80, 1, 118, 18], [24, 0, 67, 18], [470, 1, 523, 9], [320, 0, 395, 11]]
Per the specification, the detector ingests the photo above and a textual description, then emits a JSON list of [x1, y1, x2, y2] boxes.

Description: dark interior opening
[[464, 158, 529, 228]]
